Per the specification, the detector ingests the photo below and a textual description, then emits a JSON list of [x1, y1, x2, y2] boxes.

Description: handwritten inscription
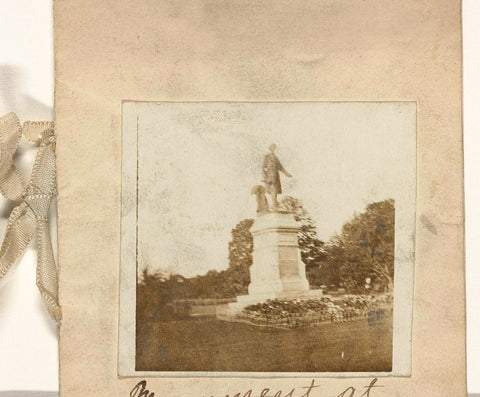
[[131, 380, 155, 397], [130, 378, 383, 397]]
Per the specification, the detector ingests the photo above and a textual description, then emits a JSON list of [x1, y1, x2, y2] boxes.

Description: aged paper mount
[[55, 0, 465, 395]]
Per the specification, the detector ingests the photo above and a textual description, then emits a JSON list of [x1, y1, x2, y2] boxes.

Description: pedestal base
[[223, 211, 323, 316], [247, 212, 310, 294]]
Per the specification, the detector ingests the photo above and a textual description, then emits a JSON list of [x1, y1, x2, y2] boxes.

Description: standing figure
[[262, 143, 292, 210]]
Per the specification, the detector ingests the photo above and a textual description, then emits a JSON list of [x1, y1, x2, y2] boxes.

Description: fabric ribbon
[[0, 112, 60, 325]]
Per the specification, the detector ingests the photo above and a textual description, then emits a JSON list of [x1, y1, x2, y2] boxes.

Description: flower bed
[[238, 294, 393, 328]]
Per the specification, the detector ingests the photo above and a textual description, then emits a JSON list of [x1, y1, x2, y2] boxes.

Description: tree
[[324, 199, 395, 292], [226, 218, 254, 294], [136, 267, 192, 323]]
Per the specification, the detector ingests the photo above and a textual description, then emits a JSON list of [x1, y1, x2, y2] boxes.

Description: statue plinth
[[227, 212, 322, 313]]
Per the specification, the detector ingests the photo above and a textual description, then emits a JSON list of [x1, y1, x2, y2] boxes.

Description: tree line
[[137, 197, 395, 311]]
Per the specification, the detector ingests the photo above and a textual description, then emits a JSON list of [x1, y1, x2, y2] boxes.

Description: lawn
[[135, 312, 392, 372]]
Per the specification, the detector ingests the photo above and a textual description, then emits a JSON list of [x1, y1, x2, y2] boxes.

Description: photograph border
[[118, 101, 416, 378]]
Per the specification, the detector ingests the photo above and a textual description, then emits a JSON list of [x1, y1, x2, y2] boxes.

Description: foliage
[[137, 218, 255, 321], [242, 294, 393, 325], [324, 199, 395, 292], [136, 268, 192, 324], [226, 218, 254, 294], [136, 198, 395, 311]]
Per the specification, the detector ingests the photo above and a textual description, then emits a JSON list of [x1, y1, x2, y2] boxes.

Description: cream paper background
[[54, 0, 465, 395], [119, 101, 416, 377]]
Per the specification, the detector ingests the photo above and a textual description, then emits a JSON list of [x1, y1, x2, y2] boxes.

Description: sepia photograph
[[119, 102, 416, 376]]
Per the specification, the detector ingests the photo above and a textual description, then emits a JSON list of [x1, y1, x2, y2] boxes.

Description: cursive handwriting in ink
[[299, 379, 321, 397], [131, 377, 383, 397], [221, 378, 382, 397], [131, 380, 155, 397], [337, 378, 382, 397]]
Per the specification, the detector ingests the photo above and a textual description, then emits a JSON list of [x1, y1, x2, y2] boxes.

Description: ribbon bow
[[0, 112, 60, 325]]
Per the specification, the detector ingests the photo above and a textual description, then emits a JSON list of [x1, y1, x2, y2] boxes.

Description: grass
[[135, 311, 392, 372]]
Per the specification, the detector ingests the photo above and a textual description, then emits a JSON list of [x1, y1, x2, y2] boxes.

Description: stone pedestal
[[227, 212, 322, 312]]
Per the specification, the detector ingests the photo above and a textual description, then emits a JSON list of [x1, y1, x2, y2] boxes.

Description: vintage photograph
[[119, 102, 416, 376]]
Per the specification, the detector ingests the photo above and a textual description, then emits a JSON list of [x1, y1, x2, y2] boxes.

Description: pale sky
[[134, 102, 416, 277]]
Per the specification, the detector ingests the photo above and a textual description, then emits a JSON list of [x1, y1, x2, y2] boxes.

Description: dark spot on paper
[[420, 214, 438, 235]]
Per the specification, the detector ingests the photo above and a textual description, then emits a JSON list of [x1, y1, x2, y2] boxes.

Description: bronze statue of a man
[[262, 143, 292, 210]]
